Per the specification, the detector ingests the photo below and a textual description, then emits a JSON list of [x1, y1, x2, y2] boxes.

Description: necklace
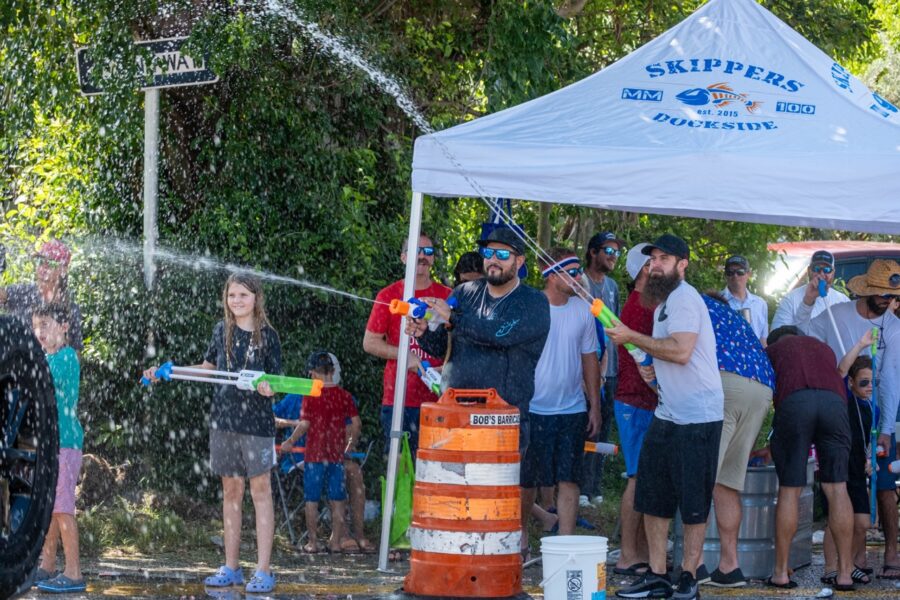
[[479, 280, 520, 319]]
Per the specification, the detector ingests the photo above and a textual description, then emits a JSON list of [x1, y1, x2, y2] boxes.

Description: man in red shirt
[[612, 243, 659, 577], [765, 326, 854, 591], [364, 233, 452, 453]]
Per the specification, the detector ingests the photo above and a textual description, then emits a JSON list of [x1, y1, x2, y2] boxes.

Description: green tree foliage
[[1, 0, 896, 496]]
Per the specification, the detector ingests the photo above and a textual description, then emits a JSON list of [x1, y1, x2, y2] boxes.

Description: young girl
[[144, 273, 282, 593]]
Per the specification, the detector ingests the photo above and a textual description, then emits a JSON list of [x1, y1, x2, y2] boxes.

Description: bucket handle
[[538, 552, 577, 588], [438, 388, 509, 408]]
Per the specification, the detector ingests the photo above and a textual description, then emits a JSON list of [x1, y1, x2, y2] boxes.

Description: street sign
[[75, 36, 218, 96]]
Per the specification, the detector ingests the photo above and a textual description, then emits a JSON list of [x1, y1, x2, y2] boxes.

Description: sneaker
[[579, 495, 591, 508], [672, 571, 698, 600], [695, 564, 710, 584], [616, 572, 673, 598], [591, 495, 604, 506], [35, 574, 87, 593], [706, 567, 747, 588]]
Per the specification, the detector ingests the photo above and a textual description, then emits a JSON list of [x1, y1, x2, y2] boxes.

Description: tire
[[0, 316, 58, 600]]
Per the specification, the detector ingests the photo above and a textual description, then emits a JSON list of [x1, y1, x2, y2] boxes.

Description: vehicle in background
[[764, 240, 900, 298]]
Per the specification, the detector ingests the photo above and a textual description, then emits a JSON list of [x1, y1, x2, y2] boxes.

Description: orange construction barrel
[[403, 388, 522, 598]]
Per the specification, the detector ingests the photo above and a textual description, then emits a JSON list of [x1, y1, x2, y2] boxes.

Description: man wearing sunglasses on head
[[721, 255, 769, 346], [0, 239, 83, 352], [806, 259, 900, 579], [582, 230, 625, 507], [364, 233, 451, 454], [771, 250, 850, 330]]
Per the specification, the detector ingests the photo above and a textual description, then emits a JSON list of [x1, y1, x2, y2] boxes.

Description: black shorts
[[634, 416, 722, 524], [771, 389, 850, 487], [521, 412, 587, 488]]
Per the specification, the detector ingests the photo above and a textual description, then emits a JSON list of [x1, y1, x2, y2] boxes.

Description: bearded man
[[606, 234, 724, 600]]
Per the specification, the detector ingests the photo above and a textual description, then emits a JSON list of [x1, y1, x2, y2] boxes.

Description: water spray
[[141, 361, 324, 396]]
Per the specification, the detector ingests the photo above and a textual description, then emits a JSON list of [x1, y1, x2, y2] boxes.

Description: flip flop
[[877, 564, 900, 580], [765, 577, 798, 589], [850, 567, 870, 584], [614, 562, 651, 576], [855, 564, 873, 575], [834, 582, 856, 592], [820, 570, 838, 586], [357, 539, 377, 554]]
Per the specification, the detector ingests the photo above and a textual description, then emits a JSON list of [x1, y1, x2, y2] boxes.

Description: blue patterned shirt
[[703, 295, 775, 390]]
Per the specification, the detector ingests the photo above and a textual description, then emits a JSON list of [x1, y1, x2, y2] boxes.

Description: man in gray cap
[[721, 255, 768, 345]]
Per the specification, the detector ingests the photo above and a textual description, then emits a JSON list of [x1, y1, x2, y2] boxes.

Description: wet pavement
[[15, 546, 900, 599]]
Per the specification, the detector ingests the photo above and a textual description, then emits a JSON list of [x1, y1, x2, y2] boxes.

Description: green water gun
[[142, 361, 323, 396]]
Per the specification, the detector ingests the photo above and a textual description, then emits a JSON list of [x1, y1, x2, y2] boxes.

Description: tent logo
[[675, 83, 762, 114], [622, 87, 663, 102], [871, 93, 899, 118]]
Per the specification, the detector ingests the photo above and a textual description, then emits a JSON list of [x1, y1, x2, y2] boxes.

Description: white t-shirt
[[809, 301, 900, 435], [531, 297, 599, 415], [652, 281, 724, 424], [771, 285, 850, 332]]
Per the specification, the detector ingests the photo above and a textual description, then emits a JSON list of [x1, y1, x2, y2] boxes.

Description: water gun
[[818, 278, 827, 298], [390, 297, 458, 330], [584, 441, 617, 455], [418, 360, 442, 395], [141, 361, 323, 396], [591, 299, 653, 369], [869, 327, 879, 525]]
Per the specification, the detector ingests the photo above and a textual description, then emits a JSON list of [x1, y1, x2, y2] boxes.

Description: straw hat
[[846, 259, 900, 297]]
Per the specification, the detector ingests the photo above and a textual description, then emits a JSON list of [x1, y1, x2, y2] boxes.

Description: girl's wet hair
[[222, 272, 271, 366], [849, 355, 872, 380]]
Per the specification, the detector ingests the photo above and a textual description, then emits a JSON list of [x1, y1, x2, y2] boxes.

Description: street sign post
[[75, 37, 217, 291]]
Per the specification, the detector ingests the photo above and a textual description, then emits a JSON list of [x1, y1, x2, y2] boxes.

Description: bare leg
[[821, 482, 854, 587], [221, 476, 245, 570], [852, 514, 869, 570], [878, 490, 900, 568], [57, 514, 81, 580], [556, 482, 579, 535], [328, 500, 347, 551], [713, 483, 742, 574], [304, 502, 320, 551], [616, 478, 649, 569], [539, 486, 556, 508], [643, 515, 670, 576], [822, 525, 837, 574], [248, 471, 274, 574], [681, 523, 706, 576], [39, 517, 60, 573], [344, 460, 366, 541], [771, 486, 800, 585]]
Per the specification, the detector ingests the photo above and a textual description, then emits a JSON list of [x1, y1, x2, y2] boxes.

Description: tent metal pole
[[377, 190, 424, 572]]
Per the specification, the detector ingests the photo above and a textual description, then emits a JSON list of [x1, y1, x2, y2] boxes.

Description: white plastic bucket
[[540, 535, 608, 600]]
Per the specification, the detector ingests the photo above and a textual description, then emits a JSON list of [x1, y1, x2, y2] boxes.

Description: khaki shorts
[[716, 371, 772, 491]]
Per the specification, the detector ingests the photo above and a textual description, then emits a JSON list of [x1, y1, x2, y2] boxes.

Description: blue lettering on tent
[[776, 101, 816, 115], [651, 112, 777, 132], [870, 93, 899, 118], [622, 88, 663, 101], [831, 63, 853, 92], [644, 58, 804, 92]]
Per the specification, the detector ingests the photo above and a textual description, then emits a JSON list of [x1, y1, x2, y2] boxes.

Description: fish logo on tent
[[675, 83, 762, 114]]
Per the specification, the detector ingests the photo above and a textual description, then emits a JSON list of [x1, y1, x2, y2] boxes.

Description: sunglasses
[[857, 379, 871, 387], [35, 257, 62, 268], [417, 246, 435, 256], [600, 246, 621, 258], [811, 265, 833, 274], [480, 247, 513, 261], [554, 267, 583, 278], [878, 294, 899, 300], [725, 269, 747, 277]]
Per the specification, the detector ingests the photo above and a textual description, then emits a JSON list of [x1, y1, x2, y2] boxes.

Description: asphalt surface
[[14, 544, 900, 600]]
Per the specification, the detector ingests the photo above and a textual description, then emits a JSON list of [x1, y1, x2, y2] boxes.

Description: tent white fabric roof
[[411, 0, 900, 234]]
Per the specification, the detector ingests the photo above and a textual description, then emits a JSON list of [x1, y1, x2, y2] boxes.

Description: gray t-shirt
[[4, 283, 84, 352], [652, 281, 724, 424], [586, 274, 619, 378]]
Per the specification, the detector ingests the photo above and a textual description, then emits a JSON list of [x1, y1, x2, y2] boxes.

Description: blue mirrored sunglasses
[[558, 267, 583, 277], [601, 246, 621, 258], [811, 265, 833, 274], [480, 247, 512, 260], [418, 246, 435, 256]]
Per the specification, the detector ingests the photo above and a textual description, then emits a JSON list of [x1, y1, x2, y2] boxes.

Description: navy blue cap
[[642, 234, 689, 260], [588, 231, 625, 250], [810, 250, 834, 266], [478, 228, 526, 255]]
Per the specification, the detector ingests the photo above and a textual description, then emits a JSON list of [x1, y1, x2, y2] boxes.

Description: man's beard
[[486, 264, 516, 286], [644, 269, 682, 305], [866, 295, 888, 316]]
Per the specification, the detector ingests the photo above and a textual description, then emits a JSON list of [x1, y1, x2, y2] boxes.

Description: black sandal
[[850, 567, 870, 584]]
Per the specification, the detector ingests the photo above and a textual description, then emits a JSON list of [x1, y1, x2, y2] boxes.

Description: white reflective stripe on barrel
[[409, 527, 521, 555], [416, 459, 519, 486]]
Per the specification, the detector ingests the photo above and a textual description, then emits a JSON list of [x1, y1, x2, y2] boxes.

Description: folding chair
[[273, 446, 305, 546]]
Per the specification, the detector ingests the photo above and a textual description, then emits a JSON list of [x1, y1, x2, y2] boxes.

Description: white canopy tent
[[377, 0, 900, 569]]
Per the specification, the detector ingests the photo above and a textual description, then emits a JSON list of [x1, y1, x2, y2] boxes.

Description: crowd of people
[[4, 232, 900, 598]]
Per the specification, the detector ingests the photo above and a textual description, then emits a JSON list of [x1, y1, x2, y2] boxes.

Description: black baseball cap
[[810, 250, 835, 266], [588, 231, 625, 250], [642, 234, 690, 260], [725, 255, 750, 269], [477, 228, 526, 255], [306, 350, 334, 373]]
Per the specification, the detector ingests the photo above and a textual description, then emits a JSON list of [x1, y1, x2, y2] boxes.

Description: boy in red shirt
[[282, 351, 361, 554]]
